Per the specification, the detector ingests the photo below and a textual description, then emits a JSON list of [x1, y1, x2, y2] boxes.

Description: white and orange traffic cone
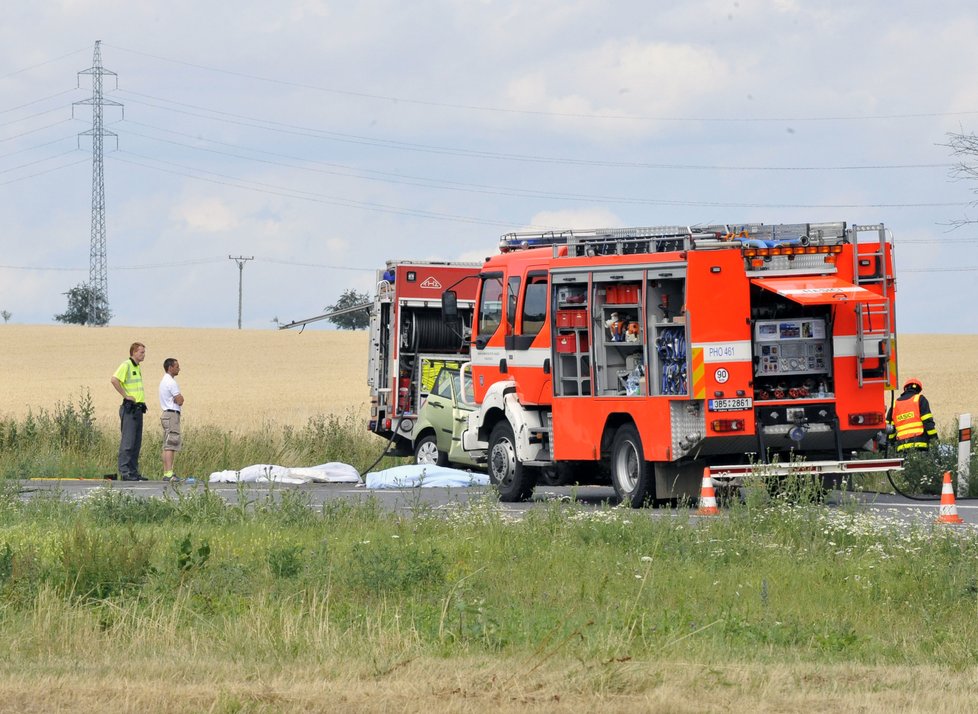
[[696, 467, 720, 516], [936, 471, 965, 525]]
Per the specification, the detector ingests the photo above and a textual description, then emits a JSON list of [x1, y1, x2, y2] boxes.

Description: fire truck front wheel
[[610, 424, 655, 508], [488, 421, 536, 502]]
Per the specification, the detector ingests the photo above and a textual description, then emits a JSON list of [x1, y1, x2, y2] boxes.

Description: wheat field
[[0, 325, 369, 431], [0, 326, 972, 433]]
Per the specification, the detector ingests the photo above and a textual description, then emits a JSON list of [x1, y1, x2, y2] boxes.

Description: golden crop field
[[890, 334, 976, 432], [0, 326, 973, 433], [0, 325, 369, 431]]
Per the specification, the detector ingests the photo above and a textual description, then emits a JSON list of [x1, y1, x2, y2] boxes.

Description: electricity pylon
[[73, 40, 123, 325]]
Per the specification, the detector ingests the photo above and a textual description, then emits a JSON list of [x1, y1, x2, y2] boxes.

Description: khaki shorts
[[160, 411, 182, 451]]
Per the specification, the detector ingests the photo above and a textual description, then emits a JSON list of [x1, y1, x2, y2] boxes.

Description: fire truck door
[[471, 272, 506, 400], [685, 251, 752, 406], [504, 271, 551, 404]]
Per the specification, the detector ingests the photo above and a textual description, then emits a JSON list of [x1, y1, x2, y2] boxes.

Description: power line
[[0, 156, 88, 186], [114, 122, 963, 210], [257, 258, 375, 272], [0, 255, 969, 275], [104, 43, 978, 124], [0, 257, 227, 272], [108, 151, 526, 228], [0, 264, 83, 272], [0, 135, 77, 161], [0, 118, 74, 143], [902, 266, 978, 273], [115, 122, 692, 205], [0, 88, 80, 116], [0, 105, 74, 129], [899, 237, 978, 244], [0, 148, 82, 175], [115, 257, 226, 269], [0, 47, 90, 80], [110, 148, 969, 214], [115, 90, 952, 172]]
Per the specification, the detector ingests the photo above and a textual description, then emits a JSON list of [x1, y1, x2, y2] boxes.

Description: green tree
[[54, 284, 112, 326], [325, 289, 370, 330], [1, 310, 10, 323]]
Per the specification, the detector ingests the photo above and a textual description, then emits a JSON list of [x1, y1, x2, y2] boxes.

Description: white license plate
[[708, 398, 753, 412]]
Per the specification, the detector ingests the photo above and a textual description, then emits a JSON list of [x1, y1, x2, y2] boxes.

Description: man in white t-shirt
[[159, 358, 185, 481]]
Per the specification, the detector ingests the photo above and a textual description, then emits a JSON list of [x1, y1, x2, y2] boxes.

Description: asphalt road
[[16, 478, 978, 526]]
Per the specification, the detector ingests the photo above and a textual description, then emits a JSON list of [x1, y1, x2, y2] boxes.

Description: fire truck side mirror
[[442, 290, 459, 322]]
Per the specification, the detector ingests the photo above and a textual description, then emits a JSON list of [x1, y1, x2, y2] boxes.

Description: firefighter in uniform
[[885, 377, 938, 452]]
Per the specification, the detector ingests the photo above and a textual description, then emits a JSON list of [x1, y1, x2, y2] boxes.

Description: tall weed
[[0, 405, 396, 480], [890, 438, 977, 495], [57, 522, 155, 601], [343, 541, 447, 595], [0, 391, 114, 478]]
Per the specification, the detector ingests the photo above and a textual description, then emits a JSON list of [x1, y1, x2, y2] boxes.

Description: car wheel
[[414, 433, 448, 467]]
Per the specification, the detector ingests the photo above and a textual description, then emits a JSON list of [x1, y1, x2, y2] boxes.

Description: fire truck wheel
[[414, 434, 448, 467], [488, 421, 536, 502], [538, 466, 564, 486], [610, 424, 654, 508]]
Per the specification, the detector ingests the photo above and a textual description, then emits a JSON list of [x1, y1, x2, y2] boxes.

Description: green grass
[[2, 397, 978, 675], [1, 481, 977, 672], [2, 403, 976, 709]]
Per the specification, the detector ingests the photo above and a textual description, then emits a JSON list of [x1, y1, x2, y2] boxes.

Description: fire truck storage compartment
[[750, 285, 834, 400], [593, 271, 647, 396], [647, 273, 687, 397], [395, 306, 470, 414], [556, 309, 588, 328], [553, 273, 591, 397], [556, 332, 588, 353]]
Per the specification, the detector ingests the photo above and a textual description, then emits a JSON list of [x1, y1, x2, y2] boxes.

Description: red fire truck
[[281, 259, 482, 465], [444, 222, 903, 504], [367, 260, 481, 460]]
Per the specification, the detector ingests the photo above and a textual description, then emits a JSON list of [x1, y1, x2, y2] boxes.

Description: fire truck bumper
[[707, 458, 903, 485], [462, 427, 488, 453]]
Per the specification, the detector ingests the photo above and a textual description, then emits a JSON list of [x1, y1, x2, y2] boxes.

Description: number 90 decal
[[714, 368, 729, 384]]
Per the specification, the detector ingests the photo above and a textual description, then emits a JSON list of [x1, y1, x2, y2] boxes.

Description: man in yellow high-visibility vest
[[110, 342, 148, 481]]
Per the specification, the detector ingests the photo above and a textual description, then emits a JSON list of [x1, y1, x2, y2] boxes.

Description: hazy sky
[[1, 1, 977, 332]]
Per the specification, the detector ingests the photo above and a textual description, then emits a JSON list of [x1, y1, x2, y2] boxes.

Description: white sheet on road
[[365, 464, 490, 489], [209, 462, 361, 484]]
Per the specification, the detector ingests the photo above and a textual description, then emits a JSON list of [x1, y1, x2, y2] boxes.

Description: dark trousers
[[118, 402, 144, 479]]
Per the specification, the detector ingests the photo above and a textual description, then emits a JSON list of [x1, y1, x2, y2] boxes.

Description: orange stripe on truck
[[887, 338, 898, 390], [692, 346, 706, 399]]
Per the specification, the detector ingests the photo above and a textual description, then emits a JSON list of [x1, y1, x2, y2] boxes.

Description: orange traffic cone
[[696, 468, 720, 516], [936, 471, 965, 525]]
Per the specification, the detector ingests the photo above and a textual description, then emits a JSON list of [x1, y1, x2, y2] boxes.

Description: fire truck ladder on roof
[[849, 224, 894, 388], [499, 226, 711, 255], [499, 222, 851, 257]]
